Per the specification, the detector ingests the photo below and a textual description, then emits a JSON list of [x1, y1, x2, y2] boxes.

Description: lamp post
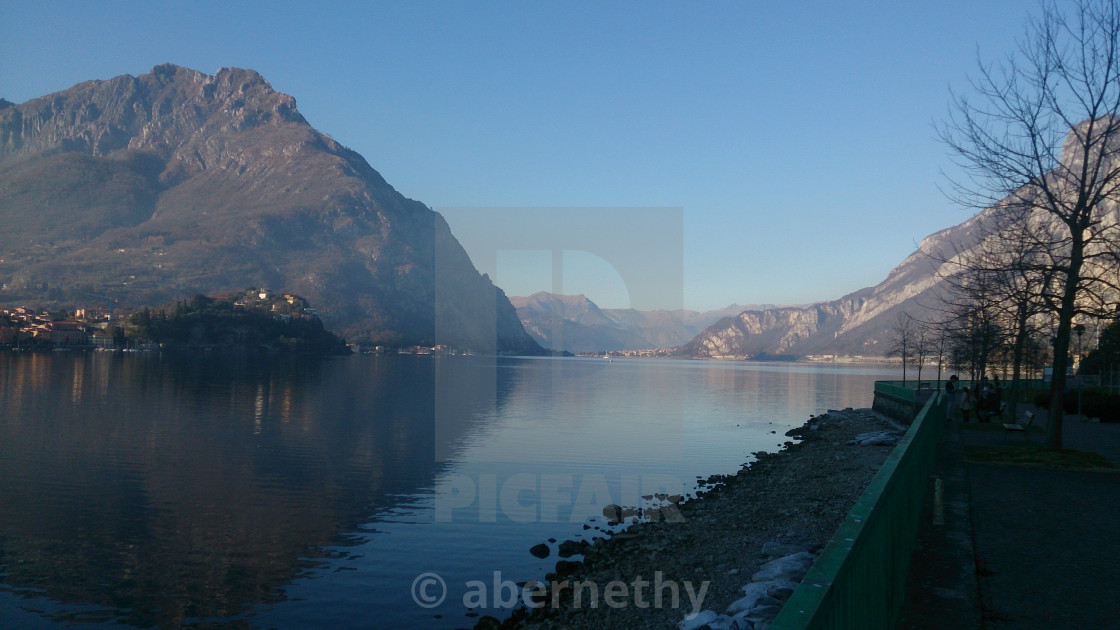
[[1075, 323, 1086, 419]]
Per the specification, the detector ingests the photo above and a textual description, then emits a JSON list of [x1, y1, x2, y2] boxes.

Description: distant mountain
[[0, 64, 541, 352], [601, 302, 763, 349], [509, 291, 771, 353], [510, 293, 650, 354], [677, 215, 987, 358]]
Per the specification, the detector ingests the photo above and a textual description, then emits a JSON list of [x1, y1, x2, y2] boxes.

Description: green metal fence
[[872, 381, 928, 423], [873, 381, 917, 403], [770, 392, 946, 630], [875, 379, 1047, 422], [876, 378, 1049, 393]]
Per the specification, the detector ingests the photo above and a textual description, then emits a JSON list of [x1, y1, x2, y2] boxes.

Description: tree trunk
[[1008, 304, 1031, 420], [1048, 317, 1072, 450], [1048, 232, 1085, 450]]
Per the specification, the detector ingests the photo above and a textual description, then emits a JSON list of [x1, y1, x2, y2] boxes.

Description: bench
[[1003, 410, 1037, 441], [977, 400, 1008, 422]]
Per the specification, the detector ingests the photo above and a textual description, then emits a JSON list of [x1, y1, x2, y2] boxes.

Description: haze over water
[[0, 353, 898, 628]]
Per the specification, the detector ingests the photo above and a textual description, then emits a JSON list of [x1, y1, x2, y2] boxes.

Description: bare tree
[[887, 313, 918, 384], [941, 0, 1120, 448], [953, 299, 1005, 382], [914, 322, 930, 388], [935, 255, 1011, 384], [952, 213, 1054, 416], [925, 316, 953, 389]]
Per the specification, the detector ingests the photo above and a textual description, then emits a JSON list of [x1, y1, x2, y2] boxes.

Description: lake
[[0, 353, 898, 629]]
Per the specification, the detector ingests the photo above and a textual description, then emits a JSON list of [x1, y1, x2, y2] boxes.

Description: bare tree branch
[[940, 0, 1120, 448]]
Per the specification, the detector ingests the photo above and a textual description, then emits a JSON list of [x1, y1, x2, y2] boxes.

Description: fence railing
[[770, 392, 946, 630], [878, 374, 1052, 390], [876, 378, 1049, 392], [871, 381, 929, 423], [873, 381, 917, 402], [875, 379, 1048, 422]]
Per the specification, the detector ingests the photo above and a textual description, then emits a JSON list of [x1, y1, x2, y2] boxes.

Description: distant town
[[1, 305, 126, 351], [0, 288, 347, 355]]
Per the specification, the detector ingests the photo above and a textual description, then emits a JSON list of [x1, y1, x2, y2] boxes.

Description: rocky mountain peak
[[0, 64, 305, 162], [0, 65, 542, 352], [511, 292, 602, 318]]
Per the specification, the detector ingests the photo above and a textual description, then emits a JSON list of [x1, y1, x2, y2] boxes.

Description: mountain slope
[[601, 302, 760, 349], [510, 292, 763, 353], [678, 215, 988, 358], [0, 64, 541, 352]]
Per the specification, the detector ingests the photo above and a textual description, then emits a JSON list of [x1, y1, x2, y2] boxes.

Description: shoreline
[[471, 408, 904, 629]]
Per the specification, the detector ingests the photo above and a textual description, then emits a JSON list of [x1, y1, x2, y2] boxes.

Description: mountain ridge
[[510, 291, 774, 353], [0, 64, 542, 352], [676, 205, 996, 358]]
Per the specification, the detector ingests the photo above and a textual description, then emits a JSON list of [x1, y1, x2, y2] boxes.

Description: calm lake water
[[0, 353, 898, 629]]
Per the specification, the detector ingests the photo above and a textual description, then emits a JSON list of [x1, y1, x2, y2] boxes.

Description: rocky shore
[[472, 408, 904, 630]]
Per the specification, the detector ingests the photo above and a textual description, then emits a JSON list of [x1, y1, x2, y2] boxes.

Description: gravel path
[[473, 408, 903, 630]]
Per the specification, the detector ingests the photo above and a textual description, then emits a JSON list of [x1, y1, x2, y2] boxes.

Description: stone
[[678, 610, 719, 630], [473, 616, 502, 630], [704, 614, 742, 630], [847, 430, 903, 446], [558, 539, 589, 558], [751, 552, 815, 582], [760, 541, 807, 557], [554, 560, 581, 576], [727, 579, 797, 615], [470, 614, 501, 627], [529, 543, 550, 559]]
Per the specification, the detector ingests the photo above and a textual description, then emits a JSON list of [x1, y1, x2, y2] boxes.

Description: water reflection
[[0, 354, 897, 629], [0, 353, 495, 627]]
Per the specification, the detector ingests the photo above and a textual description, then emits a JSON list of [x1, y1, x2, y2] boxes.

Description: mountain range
[[510, 292, 767, 353], [679, 118, 1120, 360], [677, 217, 981, 358], [0, 64, 541, 352]]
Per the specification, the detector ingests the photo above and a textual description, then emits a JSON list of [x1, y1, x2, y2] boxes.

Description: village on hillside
[[0, 288, 344, 354]]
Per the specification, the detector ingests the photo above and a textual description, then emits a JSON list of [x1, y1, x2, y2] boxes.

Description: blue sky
[[1, 1, 1035, 311]]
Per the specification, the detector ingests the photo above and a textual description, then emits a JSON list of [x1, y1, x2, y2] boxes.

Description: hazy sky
[[1, 1, 1036, 311]]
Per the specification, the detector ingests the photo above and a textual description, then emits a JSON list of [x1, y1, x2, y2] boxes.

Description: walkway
[[897, 410, 1120, 629]]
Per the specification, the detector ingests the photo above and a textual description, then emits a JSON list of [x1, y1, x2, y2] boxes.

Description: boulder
[[558, 539, 589, 558], [751, 552, 815, 582], [678, 610, 720, 630], [727, 579, 797, 614], [847, 430, 903, 446]]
